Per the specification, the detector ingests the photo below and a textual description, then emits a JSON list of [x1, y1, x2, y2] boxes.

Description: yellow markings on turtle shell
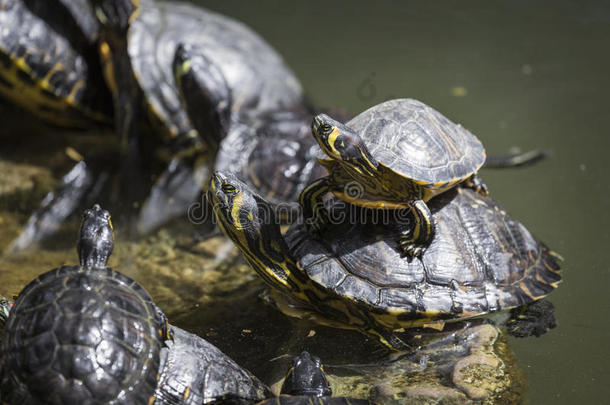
[[332, 190, 408, 209], [518, 281, 535, 299], [129, 0, 141, 23], [99, 42, 117, 93], [183, 387, 190, 399], [107, 216, 114, 231], [65, 147, 84, 162], [148, 396, 156, 405]]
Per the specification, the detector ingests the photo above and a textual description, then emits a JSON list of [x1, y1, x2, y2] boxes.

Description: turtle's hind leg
[[463, 174, 489, 197]]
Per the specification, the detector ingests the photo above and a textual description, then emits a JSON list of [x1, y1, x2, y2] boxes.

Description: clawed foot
[[464, 175, 489, 197], [398, 231, 426, 258]]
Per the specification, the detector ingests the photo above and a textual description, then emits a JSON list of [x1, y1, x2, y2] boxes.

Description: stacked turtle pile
[[2, 0, 324, 250], [0, 0, 562, 403]]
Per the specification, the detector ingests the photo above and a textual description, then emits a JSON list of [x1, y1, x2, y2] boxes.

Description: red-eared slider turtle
[[92, 0, 303, 155], [301, 98, 488, 257], [257, 351, 371, 404], [92, 0, 305, 232], [0, 0, 111, 127], [0, 204, 271, 404], [209, 172, 562, 350]]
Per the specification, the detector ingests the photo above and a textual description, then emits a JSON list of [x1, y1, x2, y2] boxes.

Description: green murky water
[[1, 0, 609, 403]]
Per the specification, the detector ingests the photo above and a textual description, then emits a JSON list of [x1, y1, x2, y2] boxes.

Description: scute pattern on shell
[[0, 266, 163, 405], [0, 0, 110, 126], [347, 99, 486, 185], [129, 0, 303, 138], [287, 188, 561, 326]]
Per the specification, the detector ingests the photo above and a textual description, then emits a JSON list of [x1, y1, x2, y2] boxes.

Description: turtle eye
[[221, 184, 238, 194]]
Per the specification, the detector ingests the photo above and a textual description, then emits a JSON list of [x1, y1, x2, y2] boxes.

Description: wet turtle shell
[[0, 266, 272, 405], [98, 0, 303, 147], [209, 171, 561, 348], [0, 0, 111, 127], [287, 187, 561, 329], [339, 98, 486, 188], [0, 266, 165, 404], [215, 110, 326, 212]]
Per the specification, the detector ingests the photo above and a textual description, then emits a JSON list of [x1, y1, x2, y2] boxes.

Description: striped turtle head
[[174, 43, 232, 152], [209, 172, 296, 294], [281, 351, 332, 397], [78, 204, 114, 269], [312, 113, 378, 173], [208, 172, 276, 249]]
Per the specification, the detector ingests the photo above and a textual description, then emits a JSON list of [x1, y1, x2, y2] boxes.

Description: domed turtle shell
[[285, 187, 561, 327], [344, 98, 486, 187], [124, 0, 303, 140], [215, 110, 326, 211], [0, 265, 165, 404], [0, 0, 111, 127]]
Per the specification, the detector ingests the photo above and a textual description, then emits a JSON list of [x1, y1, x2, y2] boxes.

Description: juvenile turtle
[[209, 172, 561, 350], [301, 98, 488, 256], [0, 0, 111, 127], [0, 204, 271, 404], [257, 351, 371, 404]]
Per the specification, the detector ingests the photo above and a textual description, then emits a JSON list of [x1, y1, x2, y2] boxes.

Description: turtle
[[0, 204, 271, 404], [257, 351, 371, 404], [208, 171, 562, 350], [91, 0, 306, 233], [300, 98, 488, 257], [172, 41, 353, 226], [0, 0, 112, 128]]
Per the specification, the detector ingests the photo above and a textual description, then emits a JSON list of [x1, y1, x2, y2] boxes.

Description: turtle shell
[[127, 0, 303, 140], [0, 266, 164, 405], [153, 327, 272, 404], [0, 0, 111, 127], [286, 187, 561, 327], [216, 110, 325, 209], [346, 98, 486, 186]]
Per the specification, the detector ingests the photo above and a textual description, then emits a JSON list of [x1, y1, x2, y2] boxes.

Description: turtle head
[[92, 0, 140, 32], [208, 172, 295, 291], [174, 43, 232, 152], [78, 204, 114, 269], [281, 351, 332, 397], [208, 172, 274, 245], [312, 114, 378, 172]]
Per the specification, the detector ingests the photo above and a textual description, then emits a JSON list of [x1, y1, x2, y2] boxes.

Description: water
[[1, 0, 609, 403], [192, 1, 610, 402]]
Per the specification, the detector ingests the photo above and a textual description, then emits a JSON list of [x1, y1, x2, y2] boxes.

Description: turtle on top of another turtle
[[209, 171, 561, 350], [0, 204, 271, 405], [257, 351, 371, 404], [300, 98, 489, 257]]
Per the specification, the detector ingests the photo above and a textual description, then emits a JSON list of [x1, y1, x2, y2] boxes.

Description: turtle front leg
[[398, 200, 436, 257], [463, 174, 489, 197], [299, 176, 333, 232]]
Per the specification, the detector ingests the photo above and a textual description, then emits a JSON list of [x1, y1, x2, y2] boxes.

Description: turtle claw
[[464, 175, 489, 197], [398, 236, 425, 258]]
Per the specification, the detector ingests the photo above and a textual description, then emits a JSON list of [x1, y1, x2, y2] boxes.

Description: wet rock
[[327, 323, 523, 404]]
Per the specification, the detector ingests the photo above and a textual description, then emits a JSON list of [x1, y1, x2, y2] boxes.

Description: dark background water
[[191, 0, 610, 403]]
